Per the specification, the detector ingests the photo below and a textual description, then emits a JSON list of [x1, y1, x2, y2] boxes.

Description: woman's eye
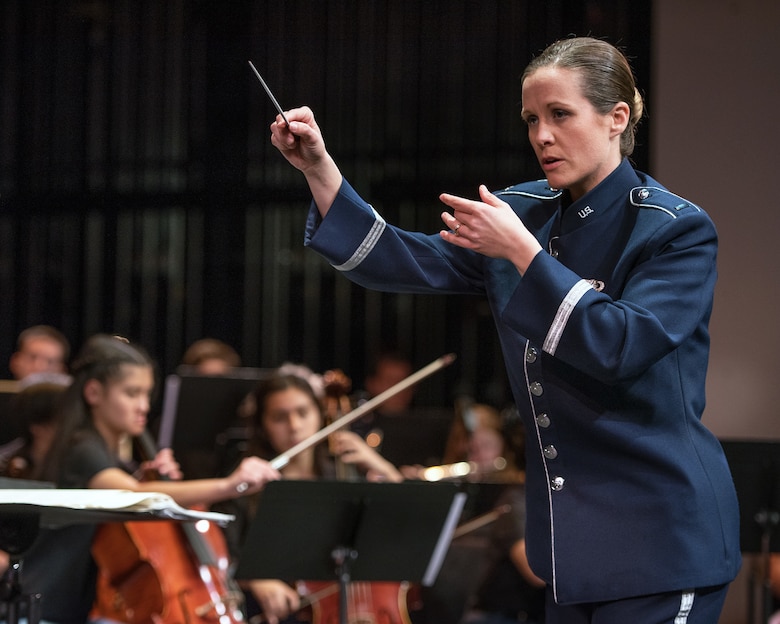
[[553, 109, 569, 119], [298, 407, 314, 420]]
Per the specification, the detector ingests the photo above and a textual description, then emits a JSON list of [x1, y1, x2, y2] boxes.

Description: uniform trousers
[[544, 584, 729, 624]]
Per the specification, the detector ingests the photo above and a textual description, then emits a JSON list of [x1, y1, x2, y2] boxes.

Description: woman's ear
[[611, 101, 630, 136], [83, 378, 103, 407]]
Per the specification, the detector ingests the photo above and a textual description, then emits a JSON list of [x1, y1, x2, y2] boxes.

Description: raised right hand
[[268, 106, 343, 217], [269, 106, 328, 173]]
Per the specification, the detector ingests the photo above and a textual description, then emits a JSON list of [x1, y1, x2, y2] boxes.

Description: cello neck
[[135, 430, 169, 479], [134, 429, 218, 566]]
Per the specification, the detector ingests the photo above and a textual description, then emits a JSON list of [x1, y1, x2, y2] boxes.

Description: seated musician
[[0, 373, 71, 594], [456, 406, 546, 624], [11, 334, 280, 624], [216, 370, 403, 624], [178, 337, 242, 376], [0, 372, 71, 481]]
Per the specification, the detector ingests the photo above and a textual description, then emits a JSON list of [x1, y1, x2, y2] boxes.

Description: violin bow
[[450, 504, 512, 539], [247, 583, 340, 624], [270, 353, 457, 470]]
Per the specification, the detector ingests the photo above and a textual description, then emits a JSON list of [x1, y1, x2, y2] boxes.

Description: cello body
[[91, 518, 244, 624], [298, 580, 419, 624], [91, 430, 244, 624]]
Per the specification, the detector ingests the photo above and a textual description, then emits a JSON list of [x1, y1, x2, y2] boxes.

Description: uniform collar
[[558, 158, 642, 231]]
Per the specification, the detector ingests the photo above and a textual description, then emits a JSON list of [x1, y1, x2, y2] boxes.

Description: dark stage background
[[0, 0, 651, 408]]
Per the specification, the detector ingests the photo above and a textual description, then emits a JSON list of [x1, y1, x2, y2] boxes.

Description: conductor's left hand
[[439, 184, 543, 275]]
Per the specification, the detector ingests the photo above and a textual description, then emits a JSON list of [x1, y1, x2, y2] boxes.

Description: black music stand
[[156, 369, 271, 478], [235, 480, 467, 624], [720, 439, 780, 624]]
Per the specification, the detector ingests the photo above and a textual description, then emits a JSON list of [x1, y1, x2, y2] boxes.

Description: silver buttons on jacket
[[525, 342, 563, 491]]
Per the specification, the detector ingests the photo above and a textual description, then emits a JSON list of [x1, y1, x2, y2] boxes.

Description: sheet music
[[0, 489, 235, 526]]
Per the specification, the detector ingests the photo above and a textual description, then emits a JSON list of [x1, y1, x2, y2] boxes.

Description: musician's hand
[[330, 431, 403, 483], [140, 448, 183, 481], [399, 464, 425, 480], [249, 579, 301, 624], [229, 456, 281, 496]]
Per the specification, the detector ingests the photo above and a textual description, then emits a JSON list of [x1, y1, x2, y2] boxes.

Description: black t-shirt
[[17, 429, 121, 623], [471, 485, 545, 622]]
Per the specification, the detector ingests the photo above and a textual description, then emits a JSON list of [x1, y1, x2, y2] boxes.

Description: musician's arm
[[509, 538, 546, 588], [244, 578, 301, 624], [87, 456, 280, 509]]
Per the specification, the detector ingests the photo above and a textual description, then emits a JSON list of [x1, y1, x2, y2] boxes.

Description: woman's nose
[[534, 121, 554, 146]]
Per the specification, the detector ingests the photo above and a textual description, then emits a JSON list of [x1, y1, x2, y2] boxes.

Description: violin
[[270, 354, 455, 471], [322, 369, 358, 481], [90, 431, 244, 624], [257, 358, 459, 624]]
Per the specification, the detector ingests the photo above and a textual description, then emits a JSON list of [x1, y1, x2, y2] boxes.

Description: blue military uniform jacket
[[304, 159, 741, 604]]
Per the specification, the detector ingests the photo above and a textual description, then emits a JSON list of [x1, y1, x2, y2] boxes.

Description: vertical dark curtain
[[0, 0, 652, 406]]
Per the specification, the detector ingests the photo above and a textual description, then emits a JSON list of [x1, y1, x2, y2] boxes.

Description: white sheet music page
[[0, 489, 234, 525]]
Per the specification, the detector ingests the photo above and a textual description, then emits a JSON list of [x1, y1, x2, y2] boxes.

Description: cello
[[91, 431, 245, 624], [294, 581, 419, 624]]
